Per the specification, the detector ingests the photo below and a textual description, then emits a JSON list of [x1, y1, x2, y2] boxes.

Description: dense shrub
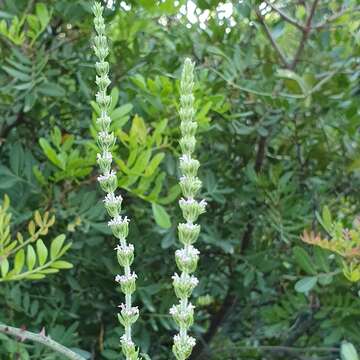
[[0, 0, 359, 359]]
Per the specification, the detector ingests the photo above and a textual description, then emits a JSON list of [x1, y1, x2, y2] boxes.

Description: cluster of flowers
[[170, 58, 206, 360], [92, 3, 139, 360]]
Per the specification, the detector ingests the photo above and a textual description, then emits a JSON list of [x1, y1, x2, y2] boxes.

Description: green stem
[[0, 323, 86, 360]]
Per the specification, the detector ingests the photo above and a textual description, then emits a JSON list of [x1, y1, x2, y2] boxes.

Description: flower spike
[[170, 58, 206, 360], [92, 3, 140, 359]]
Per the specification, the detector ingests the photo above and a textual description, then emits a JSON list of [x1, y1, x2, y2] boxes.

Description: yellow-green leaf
[[1, 258, 9, 277], [50, 234, 66, 260], [27, 245, 36, 270], [14, 249, 25, 274], [51, 261, 73, 269], [36, 239, 48, 266]]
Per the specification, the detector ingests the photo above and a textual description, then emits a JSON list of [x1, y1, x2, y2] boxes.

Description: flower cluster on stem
[[170, 58, 206, 360], [92, 3, 139, 359]]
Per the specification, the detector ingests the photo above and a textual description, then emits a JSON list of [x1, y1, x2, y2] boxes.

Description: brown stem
[[0, 112, 26, 140], [290, 0, 319, 70], [264, 0, 306, 31], [256, 9, 290, 69]]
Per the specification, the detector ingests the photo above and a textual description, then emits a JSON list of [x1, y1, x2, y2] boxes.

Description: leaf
[[1, 258, 9, 277], [109, 87, 119, 112], [50, 234, 66, 259], [144, 153, 165, 177], [277, 69, 309, 94], [322, 206, 332, 232], [341, 342, 359, 360], [293, 246, 317, 275], [152, 203, 171, 229], [38, 82, 65, 97], [35, 3, 51, 29], [294, 276, 317, 293], [2, 65, 31, 81], [14, 249, 25, 274], [130, 115, 147, 144], [112, 104, 133, 119], [36, 239, 48, 266], [39, 138, 64, 169], [51, 261, 73, 269], [27, 245, 36, 270], [0, 165, 19, 189], [25, 273, 45, 280], [161, 229, 176, 249]]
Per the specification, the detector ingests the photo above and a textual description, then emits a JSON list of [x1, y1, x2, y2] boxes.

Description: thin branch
[[313, 5, 360, 29], [0, 324, 86, 360], [211, 344, 339, 355], [290, 0, 319, 70], [256, 9, 290, 69], [263, 0, 306, 31]]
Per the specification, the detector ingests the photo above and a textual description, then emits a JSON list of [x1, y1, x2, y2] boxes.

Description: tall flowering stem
[[92, 3, 139, 360], [170, 59, 206, 360]]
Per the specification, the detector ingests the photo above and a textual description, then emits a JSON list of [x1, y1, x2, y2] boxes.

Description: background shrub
[[0, 0, 359, 359]]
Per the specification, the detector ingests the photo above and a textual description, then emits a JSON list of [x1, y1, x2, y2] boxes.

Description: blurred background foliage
[[0, 0, 359, 359]]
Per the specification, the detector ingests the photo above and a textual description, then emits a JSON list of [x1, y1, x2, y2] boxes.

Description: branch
[[0, 112, 25, 140], [263, 0, 306, 31], [0, 324, 86, 360], [256, 9, 290, 69], [211, 344, 339, 356], [290, 0, 319, 70], [313, 6, 360, 29]]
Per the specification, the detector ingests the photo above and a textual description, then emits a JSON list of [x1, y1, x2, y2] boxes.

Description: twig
[[211, 344, 339, 355], [290, 0, 319, 70], [264, 0, 305, 31], [0, 324, 86, 360], [256, 9, 290, 69], [313, 5, 360, 29]]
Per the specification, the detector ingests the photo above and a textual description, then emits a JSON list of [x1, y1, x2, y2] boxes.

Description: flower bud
[[180, 121, 197, 137], [96, 74, 111, 91], [98, 170, 117, 193], [179, 176, 202, 198], [180, 94, 194, 109], [175, 246, 199, 273], [116, 272, 137, 295], [172, 272, 198, 299], [96, 91, 111, 109], [94, 46, 109, 61], [173, 334, 196, 360], [115, 242, 134, 267], [96, 112, 111, 131], [170, 303, 194, 329], [97, 131, 115, 151], [97, 151, 112, 173], [179, 198, 206, 223], [118, 304, 139, 327], [178, 223, 200, 245], [104, 193, 122, 217], [95, 61, 109, 77], [179, 108, 195, 123], [179, 155, 199, 177], [121, 336, 139, 360], [108, 215, 129, 239], [179, 135, 196, 155], [94, 35, 107, 52]]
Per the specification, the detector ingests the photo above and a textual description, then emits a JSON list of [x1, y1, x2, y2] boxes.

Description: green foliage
[[302, 206, 360, 282], [0, 195, 72, 282], [0, 0, 360, 359]]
